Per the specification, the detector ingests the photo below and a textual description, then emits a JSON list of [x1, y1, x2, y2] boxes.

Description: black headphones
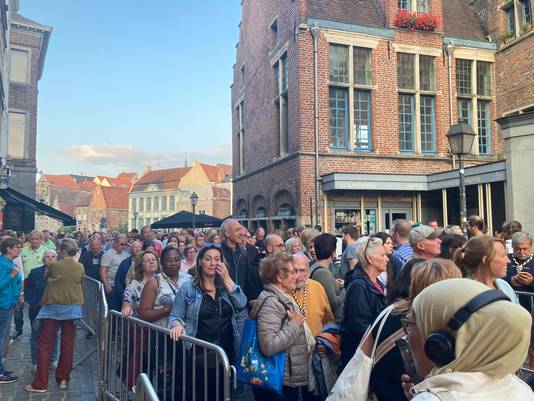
[[424, 289, 510, 367]]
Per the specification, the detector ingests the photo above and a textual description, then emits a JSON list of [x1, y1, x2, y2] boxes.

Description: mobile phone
[[396, 338, 424, 384]]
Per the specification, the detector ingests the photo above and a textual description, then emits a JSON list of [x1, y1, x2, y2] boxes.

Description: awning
[[0, 187, 76, 226], [151, 210, 222, 229]]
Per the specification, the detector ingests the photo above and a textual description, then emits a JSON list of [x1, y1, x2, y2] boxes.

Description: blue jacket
[[114, 256, 133, 295], [0, 255, 23, 309], [24, 265, 47, 307], [168, 280, 247, 349]]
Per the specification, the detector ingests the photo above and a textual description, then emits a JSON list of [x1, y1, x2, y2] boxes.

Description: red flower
[[394, 11, 439, 32]]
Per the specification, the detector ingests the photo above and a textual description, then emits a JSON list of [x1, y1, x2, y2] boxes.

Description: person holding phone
[[168, 245, 247, 401]]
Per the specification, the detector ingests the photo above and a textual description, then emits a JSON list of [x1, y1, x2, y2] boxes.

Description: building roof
[[57, 200, 76, 217], [307, 0, 385, 29], [101, 187, 129, 209], [43, 174, 81, 190], [12, 12, 52, 31], [131, 167, 191, 192], [216, 163, 232, 178], [116, 172, 138, 182], [79, 181, 96, 191], [77, 192, 92, 207], [444, 0, 488, 41]]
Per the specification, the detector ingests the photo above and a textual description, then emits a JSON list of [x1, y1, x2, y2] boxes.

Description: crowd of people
[[0, 216, 533, 400]]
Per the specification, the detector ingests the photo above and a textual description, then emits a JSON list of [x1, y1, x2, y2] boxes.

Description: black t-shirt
[[79, 250, 104, 281], [196, 291, 235, 362]]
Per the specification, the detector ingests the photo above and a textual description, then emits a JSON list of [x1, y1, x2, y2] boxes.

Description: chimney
[[144, 165, 152, 175]]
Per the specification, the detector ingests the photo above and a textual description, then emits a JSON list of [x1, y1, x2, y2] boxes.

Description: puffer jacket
[[249, 288, 309, 387]]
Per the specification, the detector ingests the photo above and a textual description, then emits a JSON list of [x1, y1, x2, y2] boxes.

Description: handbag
[[236, 297, 286, 394], [326, 304, 397, 401]]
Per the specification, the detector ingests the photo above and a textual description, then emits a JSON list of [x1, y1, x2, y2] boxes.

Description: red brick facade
[[232, 0, 508, 233]]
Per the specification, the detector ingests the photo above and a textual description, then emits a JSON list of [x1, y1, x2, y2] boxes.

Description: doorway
[[383, 209, 412, 232]]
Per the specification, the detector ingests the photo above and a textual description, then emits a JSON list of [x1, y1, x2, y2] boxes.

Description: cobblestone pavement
[[0, 321, 98, 401]]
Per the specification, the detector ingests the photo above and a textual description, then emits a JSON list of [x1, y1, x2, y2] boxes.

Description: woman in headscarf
[[403, 278, 534, 400]]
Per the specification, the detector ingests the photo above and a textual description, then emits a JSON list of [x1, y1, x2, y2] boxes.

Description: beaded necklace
[[292, 283, 308, 318], [512, 254, 534, 272]]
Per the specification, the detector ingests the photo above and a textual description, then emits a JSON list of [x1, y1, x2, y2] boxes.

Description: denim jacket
[[168, 280, 247, 349]]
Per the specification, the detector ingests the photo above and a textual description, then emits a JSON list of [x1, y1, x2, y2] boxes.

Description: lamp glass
[[190, 192, 199, 206]]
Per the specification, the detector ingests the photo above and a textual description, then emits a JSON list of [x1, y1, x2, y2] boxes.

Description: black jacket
[[221, 242, 262, 302], [340, 267, 386, 368]]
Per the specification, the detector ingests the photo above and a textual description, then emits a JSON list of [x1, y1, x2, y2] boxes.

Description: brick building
[[129, 162, 232, 230], [232, 0, 513, 235], [79, 185, 129, 232]]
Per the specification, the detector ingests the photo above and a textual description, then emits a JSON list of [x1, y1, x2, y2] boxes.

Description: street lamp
[[133, 211, 138, 230], [446, 123, 476, 235], [190, 192, 199, 229]]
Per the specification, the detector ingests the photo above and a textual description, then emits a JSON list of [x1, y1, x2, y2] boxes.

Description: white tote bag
[[326, 304, 396, 401]]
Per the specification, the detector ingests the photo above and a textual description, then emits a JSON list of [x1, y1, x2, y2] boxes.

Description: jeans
[[0, 307, 14, 375], [32, 319, 76, 390], [13, 302, 23, 333], [28, 308, 59, 365]]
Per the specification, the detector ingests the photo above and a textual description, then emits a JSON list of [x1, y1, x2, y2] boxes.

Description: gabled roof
[[43, 174, 81, 190], [12, 12, 52, 32], [307, 0, 385, 29], [444, 0, 488, 41], [57, 200, 76, 217], [216, 164, 232, 178], [131, 167, 191, 192], [199, 163, 224, 182], [79, 181, 96, 191], [101, 187, 129, 209], [116, 172, 138, 182]]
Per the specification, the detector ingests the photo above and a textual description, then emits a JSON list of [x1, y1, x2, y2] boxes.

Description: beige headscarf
[[412, 278, 531, 378]]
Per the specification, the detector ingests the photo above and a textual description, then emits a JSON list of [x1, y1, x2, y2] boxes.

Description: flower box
[[394, 10, 439, 32]]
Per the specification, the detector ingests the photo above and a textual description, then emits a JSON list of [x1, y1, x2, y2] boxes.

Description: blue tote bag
[[236, 318, 286, 394]]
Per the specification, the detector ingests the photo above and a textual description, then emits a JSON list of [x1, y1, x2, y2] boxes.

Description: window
[[10, 49, 29, 84], [328, 44, 373, 150], [354, 90, 371, 149], [271, 19, 278, 46], [522, 0, 532, 25], [397, 53, 415, 90], [275, 53, 288, 156], [396, 53, 436, 153], [7, 112, 26, 158], [139, 198, 145, 212], [419, 55, 435, 91], [456, 58, 493, 155], [398, 0, 411, 10], [161, 195, 167, 211], [399, 95, 415, 152], [456, 59, 472, 95], [417, 0, 429, 13], [420, 96, 435, 153], [146, 197, 152, 212], [476, 62, 492, 97], [132, 198, 137, 212], [477, 101, 491, 155], [237, 101, 245, 174], [154, 197, 159, 212], [329, 45, 349, 83], [169, 195, 175, 210], [354, 47, 372, 85], [506, 7, 516, 34]]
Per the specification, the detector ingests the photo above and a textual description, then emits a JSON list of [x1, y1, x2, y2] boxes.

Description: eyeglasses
[[401, 317, 417, 335], [363, 237, 373, 259], [120, 243, 128, 247], [281, 268, 298, 276]]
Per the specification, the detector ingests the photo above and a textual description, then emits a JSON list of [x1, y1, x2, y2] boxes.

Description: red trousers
[[32, 319, 76, 390]]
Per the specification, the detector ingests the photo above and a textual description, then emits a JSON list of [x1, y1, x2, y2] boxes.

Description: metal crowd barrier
[[134, 373, 159, 401], [102, 310, 235, 401], [75, 276, 109, 398], [514, 290, 534, 381]]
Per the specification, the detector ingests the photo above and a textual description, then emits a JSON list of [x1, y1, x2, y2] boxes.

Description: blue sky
[[20, 0, 240, 176]]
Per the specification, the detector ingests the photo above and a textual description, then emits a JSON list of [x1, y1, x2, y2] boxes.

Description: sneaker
[[9, 331, 22, 342], [0, 372, 17, 383], [2, 370, 13, 376], [58, 380, 67, 389], [49, 362, 58, 371], [25, 384, 47, 393]]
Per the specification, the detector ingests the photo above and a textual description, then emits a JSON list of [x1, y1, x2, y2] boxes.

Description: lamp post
[[190, 192, 199, 229], [132, 211, 138, 230], [446, 123, 476, 235]]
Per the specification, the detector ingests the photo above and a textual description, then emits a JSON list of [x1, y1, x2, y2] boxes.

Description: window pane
[[132, 198, 137, 212], [398, 94, 414, 152], [329, 87, 348, 148], [162, 196, 167, 211], [397, 53, 415, 90], [398, 0, 410, 10], [417, 0, 429, 13], [522, 0, 532, 24], [169, 196, 175, 210], [354, 47, 372, 85], [280, 94, 289, 155], [456, 59, 472, 95], [329, 45, 349, 83], [506, 8, 516, 33], [354, 90, 371, 149], [10, 49, 28, 83], [7, 112, 25, 158], [278, 54, 288, 95], [419, 56, 435, 91], [458, 99, 472, 124], [420, 96, 436, 153], [154, 197, 159, 211], [139, 198, 144, 212], [146, 197, 152, 211], [476, 61, 492, 97], [477, 101, 491, 155]]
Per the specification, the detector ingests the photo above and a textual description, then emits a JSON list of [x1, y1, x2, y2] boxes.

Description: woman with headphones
[[402, 278, 534, 400]]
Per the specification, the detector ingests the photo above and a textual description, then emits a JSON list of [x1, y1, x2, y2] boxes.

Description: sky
[[19, 0, 241, 176]]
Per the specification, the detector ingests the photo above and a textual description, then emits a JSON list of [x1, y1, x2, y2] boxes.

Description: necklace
[[512, 254, 534, 272], [292, 283, 308, 318]]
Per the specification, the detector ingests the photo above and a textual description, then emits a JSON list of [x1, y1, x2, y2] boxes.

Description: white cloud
[[62, 142, 232, 174]]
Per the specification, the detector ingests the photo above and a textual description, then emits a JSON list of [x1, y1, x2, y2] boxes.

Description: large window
[[236, 101, 245, 175], [328, 44, 373, 150], [7, 112, 26, 158], [456, 58, 493, 155], [146, 197, 152, 212], [417, 0, 429, 13], [397, 53, 436, 153], [132, 198, 137, 212], [274, 53, 288, 156], [10, 49, 29, 84], [139, 198, 145, 212], [154, 197, 159, 212], [161, 195, 167, 211], [398, 0, 410, 10], [169, 195, 175, 211]]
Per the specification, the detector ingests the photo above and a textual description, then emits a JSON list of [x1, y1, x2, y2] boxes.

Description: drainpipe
[[310, 24, 321, 228], [445, 43, 456, 169]]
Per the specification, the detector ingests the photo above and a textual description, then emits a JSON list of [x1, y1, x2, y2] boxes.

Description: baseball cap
[[409, 225, 442, 247]]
